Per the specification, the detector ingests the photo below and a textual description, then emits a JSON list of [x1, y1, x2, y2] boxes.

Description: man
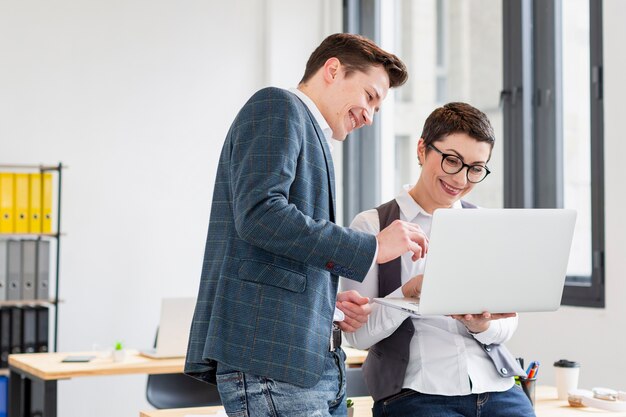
[[185, 33, 428, 417]]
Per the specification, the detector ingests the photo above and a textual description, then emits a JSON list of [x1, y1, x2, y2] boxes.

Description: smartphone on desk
[[61, 355, 96, 363]]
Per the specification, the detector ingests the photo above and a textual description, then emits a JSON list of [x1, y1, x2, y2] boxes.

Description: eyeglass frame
[[427, 143, 491, 183]]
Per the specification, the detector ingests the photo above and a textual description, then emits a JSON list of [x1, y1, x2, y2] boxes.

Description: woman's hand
[[401, 274, 424, 298], [451, 312, 517, 334]]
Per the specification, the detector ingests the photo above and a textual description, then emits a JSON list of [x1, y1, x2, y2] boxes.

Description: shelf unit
[[0, 162, 64, 353]]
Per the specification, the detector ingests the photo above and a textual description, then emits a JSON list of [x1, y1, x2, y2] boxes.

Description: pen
[[532, 361, 541, 377], [527, 362, 540, 379]]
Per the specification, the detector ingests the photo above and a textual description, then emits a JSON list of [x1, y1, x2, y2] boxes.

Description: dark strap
[[363, 200, 415, 400], [376, 200, 402, 297]]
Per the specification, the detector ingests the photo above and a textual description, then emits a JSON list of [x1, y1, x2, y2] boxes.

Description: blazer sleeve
[[229, 89, 376, 281]]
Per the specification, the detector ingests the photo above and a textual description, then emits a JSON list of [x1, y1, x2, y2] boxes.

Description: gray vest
[[361, 199, 526, 402]]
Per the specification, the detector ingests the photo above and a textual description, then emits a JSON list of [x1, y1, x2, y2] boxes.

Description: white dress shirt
[[341, 186, 516, 395], [289, 88, 378, 280]]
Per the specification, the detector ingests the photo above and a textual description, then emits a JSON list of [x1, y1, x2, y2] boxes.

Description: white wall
[[0, 1, 340, 416], [507, 0, 626, 391]]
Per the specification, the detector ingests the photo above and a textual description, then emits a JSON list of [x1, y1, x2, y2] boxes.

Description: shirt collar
[[396, 184, 463, 220], [290, 88, 333, 149]]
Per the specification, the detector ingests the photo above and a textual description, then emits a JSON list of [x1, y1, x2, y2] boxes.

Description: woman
[[341, 102, 535, 417]]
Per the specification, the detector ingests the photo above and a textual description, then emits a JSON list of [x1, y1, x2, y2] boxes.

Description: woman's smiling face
[[416, 132, 492, 209]]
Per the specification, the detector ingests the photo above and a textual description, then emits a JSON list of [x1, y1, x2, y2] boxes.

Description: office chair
[[345, 366, 370, 397], [145, 329, 222, 409]]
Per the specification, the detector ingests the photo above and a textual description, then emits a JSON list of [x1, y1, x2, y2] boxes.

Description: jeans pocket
[[216, 371, 247, 417], [382, 389, 418, 406]]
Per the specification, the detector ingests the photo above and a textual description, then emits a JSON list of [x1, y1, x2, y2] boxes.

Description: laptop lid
[[141, 297, 195, 358], [375, 209, 576, 316]]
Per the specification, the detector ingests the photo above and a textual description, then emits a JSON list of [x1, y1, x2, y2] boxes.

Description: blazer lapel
[[307, 112, 336, 223]]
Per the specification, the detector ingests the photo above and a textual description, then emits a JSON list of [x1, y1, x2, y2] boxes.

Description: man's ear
[[417, 138, 426, 165], [322, 57, 341, 83]]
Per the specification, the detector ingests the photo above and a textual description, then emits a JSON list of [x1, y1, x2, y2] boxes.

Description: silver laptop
[[374, 209, 576, 316], [139, 297, 196, 359]]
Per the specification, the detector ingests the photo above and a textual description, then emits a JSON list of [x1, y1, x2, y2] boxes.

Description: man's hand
[[401, 274, 424, 298], [335, 290, 372, 333], [450, 312, 517, 334], [376, 219, 429, 263]]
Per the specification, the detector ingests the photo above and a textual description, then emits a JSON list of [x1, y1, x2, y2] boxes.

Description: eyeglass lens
[[442, 155, 487, 183]]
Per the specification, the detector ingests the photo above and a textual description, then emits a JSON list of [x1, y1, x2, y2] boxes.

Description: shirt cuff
[[333, 307, 345, 322], [369, 240, 379, 271], [468, 320, 501, 345]]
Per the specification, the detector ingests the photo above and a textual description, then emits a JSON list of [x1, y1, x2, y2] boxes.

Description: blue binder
[[0, 375, 7, 417]]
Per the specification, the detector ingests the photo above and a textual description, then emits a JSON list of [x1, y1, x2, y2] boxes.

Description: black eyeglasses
[[427, 144, 491, 183]]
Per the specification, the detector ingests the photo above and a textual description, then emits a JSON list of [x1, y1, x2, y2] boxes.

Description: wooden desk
[[343, 346, 368, 366], [9, 350, 182, 380], [139, 396, 374, 417], [139, 387, 626, 417], [533, 386, 626, 416], [8, 347, 367, 417]]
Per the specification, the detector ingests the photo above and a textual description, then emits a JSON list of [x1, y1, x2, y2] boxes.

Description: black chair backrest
[[146, 372, 222, 409], [345, 366, 370, 397], [145, 328, 221, 409]]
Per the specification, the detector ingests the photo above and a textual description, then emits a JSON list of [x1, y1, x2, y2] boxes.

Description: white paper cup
[[554, 359, 581, 400]]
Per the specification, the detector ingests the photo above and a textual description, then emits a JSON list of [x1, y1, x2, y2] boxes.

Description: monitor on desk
[[139, 297, 195, 359]]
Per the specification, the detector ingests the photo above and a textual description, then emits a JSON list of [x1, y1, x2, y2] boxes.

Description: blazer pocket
[[238, 259, 306, 293]]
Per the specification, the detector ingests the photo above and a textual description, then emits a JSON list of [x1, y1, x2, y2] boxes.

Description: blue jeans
[[216, 348, 347, 417], [373, 385, 536, 417]]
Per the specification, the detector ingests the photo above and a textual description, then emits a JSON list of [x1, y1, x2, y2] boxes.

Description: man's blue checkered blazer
[[184, 87, 377, 388]]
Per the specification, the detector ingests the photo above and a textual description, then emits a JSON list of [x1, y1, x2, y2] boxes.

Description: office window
[[560, 0, 605, 305], [504, 0, 604, 307], [344, 0, 604, 307], [562, 0, 592, 280], [384, 0, 504, 207]]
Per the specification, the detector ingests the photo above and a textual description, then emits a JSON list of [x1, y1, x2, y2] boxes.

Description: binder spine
[[36, 240, 50, 300], [0, 241, 7, 301], [36, 306, 49, 353], [21, 240, 37, 300], [6, 240, 21, 301], [0, 173, 14, 234], [0, 308, 10, 368], [10, 307, 23, 354], [13, 174, 29, 234], [22, 307, 37, 353]]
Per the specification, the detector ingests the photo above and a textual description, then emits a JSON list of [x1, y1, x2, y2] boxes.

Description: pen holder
[[518, 376, 537, 407]]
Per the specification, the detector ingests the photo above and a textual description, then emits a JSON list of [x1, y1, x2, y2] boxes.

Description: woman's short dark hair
[[421, 102, 495, 150], [300, 33, 408, 88]]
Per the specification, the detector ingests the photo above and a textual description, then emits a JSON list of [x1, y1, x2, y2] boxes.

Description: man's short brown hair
[[300, 33, 408, 88]]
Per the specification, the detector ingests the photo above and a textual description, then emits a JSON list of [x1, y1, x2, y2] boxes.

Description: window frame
[[503, 0, 605, 308], [344, 0, 605, 308]]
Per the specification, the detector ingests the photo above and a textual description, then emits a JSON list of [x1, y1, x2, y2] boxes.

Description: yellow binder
[[42, 172, 53, 233], [0, 173, 14, 233], [14, 173, 30, 233], [29, 173, 42, 234]]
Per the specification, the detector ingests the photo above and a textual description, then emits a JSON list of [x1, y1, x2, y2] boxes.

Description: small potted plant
[[346, 398, 354, 417], [112, 341, 125, 362]]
